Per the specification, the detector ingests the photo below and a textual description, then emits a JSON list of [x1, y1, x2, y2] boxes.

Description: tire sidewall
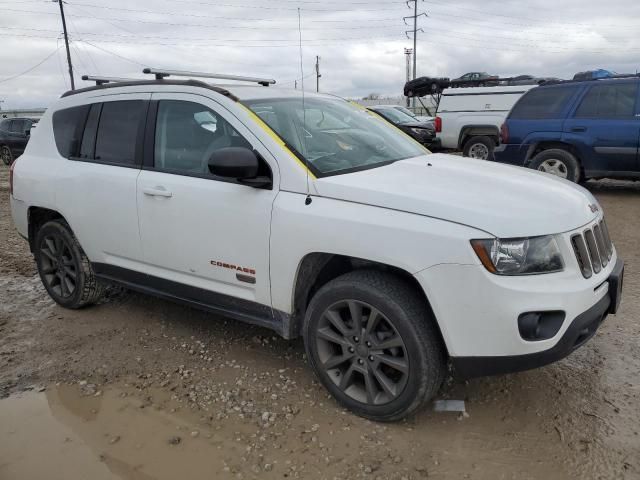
[[530, 149, 580, 183], [303, 280, 430, 420], [35, 221, 87, 308], [1, 146, 12, 166], [463, 136, 494, 160]]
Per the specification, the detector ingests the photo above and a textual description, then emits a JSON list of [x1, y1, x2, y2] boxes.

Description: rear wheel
[[529, 149, 581, 183], [1, 145, 12, 166], [303, 270, 446, 421], [462, 135, 495, 160], [35, 220, 105, 308]]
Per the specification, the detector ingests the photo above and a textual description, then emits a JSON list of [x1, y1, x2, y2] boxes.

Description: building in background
[[0, 108, 47, 120]]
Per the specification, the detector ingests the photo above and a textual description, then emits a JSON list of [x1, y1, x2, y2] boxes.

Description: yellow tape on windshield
[[238, 103, 317, 180]]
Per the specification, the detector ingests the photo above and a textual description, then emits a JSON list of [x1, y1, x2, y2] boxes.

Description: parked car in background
[[494, 76, 640, 182], [450, 72, 499, 88], [435, 84, 536, 159], [368, 105, 438, 148], [573, 69, 616, 81], [404, 76, 450, 96], [390, 105, 434, 124], [0, 117, 38, 165]]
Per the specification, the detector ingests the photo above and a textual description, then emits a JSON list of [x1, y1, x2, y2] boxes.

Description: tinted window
[[9, 120, 25, 133], [0, 119, 9, 132], [575, 83, 638, 118], [94, 100, 144, 165], [510, 86, 578, 119], [53, 106, 90, 158], [154, 100, 251, 175]]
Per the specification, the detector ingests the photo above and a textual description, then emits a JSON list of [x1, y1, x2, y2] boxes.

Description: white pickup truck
[[435, 85, 536, 159], [9, 70, 623, 421]]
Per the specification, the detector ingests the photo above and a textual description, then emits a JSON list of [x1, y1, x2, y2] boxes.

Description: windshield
[[393, 106, 417, 118], [244, 97, 427, 177], [372, 107, 416, 125]]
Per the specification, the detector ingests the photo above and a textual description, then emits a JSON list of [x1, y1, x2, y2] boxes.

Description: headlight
[[410, 127, 429, 136], [470, 236, 564, 275]]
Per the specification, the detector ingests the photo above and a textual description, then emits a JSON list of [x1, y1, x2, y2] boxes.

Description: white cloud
[[1, 0, 639, 108]]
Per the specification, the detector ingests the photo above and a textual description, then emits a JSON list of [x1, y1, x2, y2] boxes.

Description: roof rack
[[142, 68, 276, 86], [81, 75, 139, 86]]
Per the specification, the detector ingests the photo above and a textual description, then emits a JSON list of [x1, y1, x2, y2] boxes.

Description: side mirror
[[208, 147, 272, 189], [25, 129, 31, 136]]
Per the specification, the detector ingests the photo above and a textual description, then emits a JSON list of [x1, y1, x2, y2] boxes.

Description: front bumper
[[452, 257, 623, 378], [438, 259, 624, 378]]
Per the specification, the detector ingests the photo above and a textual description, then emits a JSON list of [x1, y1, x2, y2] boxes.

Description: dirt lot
[[0, 165, 638, 480]]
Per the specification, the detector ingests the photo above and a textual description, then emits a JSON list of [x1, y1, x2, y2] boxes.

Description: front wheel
[[1, 145, 12, 166], [303, 270, 446, 421], [34, 220, 105, 308]]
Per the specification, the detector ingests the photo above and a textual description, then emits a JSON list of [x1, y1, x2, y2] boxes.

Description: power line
[[0, 45, 62, 83]]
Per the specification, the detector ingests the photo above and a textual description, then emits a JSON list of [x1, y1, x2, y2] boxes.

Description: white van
[[436, 85, 536, 159]]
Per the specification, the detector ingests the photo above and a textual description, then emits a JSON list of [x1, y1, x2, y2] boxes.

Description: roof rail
[[142, 68, 276, 86], [81, 75, 140, 86]]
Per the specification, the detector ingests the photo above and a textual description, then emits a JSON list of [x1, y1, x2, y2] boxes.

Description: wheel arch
[[288, 253, 448, 354], [458, 125, 499, 149], [525, 141, 584, 175], [27, 206, 68, 253]]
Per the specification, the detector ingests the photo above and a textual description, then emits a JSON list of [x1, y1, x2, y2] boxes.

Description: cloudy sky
[[1, 0, 639, 109]]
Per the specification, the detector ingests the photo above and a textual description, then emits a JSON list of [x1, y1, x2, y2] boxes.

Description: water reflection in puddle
[[0, 385, 240, 480]]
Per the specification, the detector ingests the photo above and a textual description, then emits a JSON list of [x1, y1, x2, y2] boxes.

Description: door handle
[[571, 126, 587, 132], [142, 187, 173, 198]]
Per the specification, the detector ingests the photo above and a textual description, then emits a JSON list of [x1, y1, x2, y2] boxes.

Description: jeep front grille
[[571, 219, 614, 279]]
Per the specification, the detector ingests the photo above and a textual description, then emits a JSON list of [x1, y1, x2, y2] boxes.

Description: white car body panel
[[437, 85, 536, 149]]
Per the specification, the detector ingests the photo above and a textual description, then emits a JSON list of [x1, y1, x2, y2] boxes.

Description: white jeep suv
[[9, 71, 624, 421]]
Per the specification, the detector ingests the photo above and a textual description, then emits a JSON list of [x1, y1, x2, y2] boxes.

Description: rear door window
[[574, 83, 638, 118], [9, 120, 26, 134], [94, 100, 145, 165], [52, 106, 90, 158], [510, 86, 579, 119]]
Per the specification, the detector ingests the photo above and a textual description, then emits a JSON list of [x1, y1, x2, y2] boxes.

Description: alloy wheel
[[38, 233, 77, 298], [538, 159, 568, 178], [315, 300, 409, 406], [468, 143, 489, 159]]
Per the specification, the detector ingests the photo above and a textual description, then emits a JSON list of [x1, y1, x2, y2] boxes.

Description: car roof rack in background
[[142, 68, 276, 87], [81, 75, 139, 86]]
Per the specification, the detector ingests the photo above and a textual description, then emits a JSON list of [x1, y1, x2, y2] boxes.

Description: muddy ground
[[0, 165, 638, 480]]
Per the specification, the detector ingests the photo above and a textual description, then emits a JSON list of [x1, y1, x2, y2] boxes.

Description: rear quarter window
[[509, 86, 579, 120], [52, 106, 90, 158]]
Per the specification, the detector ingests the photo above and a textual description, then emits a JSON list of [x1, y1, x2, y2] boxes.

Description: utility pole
[[404, 1, 426, 107], [55, 0, 75, 90], [404, 48, 412, 107], [315, 55, 321, 93]]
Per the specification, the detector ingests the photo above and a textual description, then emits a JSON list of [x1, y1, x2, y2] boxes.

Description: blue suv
[[494, 77, 640, 182]]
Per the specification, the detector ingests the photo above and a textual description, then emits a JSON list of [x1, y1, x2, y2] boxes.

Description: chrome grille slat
[[593, 224, 608, 268], [584, 229, 601, 274], [600, 220, 613, 259], [571, 234, 592, 279]]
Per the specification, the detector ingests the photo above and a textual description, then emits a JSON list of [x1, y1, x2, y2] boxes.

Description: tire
[[462, 135, 495, 160], [303, 270, 446, 422], [34, 219, 105, 309], [529, 148, 581, 183], [1, 145, 12, 166]]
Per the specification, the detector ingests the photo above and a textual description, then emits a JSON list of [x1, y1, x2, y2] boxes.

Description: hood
[[314, 154, 599, 238], [399, 121, 434, 130]]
